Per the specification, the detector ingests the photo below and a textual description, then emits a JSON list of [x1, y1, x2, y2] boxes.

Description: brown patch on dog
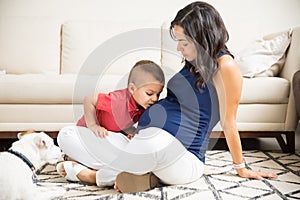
[[19, 129, 36, 137]]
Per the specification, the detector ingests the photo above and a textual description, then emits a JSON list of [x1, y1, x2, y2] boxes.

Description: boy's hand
[[126, 134, 134, 140], [123, 126, 137, 138], [89, 124, 108, 138]]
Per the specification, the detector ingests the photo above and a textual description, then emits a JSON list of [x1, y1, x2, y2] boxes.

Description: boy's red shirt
[[77, 89, 145, 132]]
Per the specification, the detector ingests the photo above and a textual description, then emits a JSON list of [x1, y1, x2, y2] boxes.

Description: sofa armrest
[[280, 26, 300, 131], [280, 26, 300, 80]]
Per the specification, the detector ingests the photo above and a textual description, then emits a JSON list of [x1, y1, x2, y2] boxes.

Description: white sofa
[[0, 3, 299, 153]]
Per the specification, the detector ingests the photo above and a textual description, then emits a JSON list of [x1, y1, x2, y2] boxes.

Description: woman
[[57, 1, 277, 193]]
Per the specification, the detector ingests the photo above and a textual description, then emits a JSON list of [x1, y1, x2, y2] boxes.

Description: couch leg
[[285, 131, 295, 153], [275, 131, 295, 153]]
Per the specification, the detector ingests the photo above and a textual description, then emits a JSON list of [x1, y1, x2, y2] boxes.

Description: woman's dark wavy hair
[[170, 1, 233, 89]]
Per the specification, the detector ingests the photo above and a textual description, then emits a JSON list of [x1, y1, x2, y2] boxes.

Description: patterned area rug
[[37, 150, 300, 200]]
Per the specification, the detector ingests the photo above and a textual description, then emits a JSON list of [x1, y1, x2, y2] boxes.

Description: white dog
[[0, 130, 64, 200]]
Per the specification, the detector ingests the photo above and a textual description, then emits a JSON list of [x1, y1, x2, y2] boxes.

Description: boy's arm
[[83, 94, 108, 137], [83, 94, 98, 127]]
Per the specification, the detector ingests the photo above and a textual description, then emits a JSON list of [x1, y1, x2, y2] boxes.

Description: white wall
[[210, 0, 300, 53], [1, 0, 300, 53]]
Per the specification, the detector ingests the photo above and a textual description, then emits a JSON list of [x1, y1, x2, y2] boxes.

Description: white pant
[[57, 126, 204, 186]]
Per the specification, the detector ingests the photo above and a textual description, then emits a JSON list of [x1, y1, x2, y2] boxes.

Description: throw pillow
[[236, 29, 292, 78]]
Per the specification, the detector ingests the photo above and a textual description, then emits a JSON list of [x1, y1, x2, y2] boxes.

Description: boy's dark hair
[[128, 60, 165, 86]]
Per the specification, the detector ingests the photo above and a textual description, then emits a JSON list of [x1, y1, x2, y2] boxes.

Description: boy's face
[[129, 82, 164, 109]]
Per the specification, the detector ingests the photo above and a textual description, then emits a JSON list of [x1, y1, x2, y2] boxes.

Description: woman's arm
[[213, 55, 277, 180]]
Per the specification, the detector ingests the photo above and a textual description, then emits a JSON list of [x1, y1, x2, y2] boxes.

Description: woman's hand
[[89, 124, 108, 138], [236, 168, 278, 180]]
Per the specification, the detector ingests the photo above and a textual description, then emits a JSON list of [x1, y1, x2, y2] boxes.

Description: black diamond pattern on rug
[[36, 150, 300, 200]]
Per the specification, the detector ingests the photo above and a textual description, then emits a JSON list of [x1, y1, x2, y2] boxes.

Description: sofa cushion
[[240, 77, 289, 103], [0, 104, 78, 132], [0, 17, 61, 74], [0, 74, 131, 104], [212, 104, 287, 131], [61, 20, 161, 74], [1, 75, 286, 104], [0, 74, 76, 103]]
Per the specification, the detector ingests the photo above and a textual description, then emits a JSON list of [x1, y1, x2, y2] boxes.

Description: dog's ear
[[33, 135, 48, 149], [17, 132, 23, 139], [17, 129, 35, 140]]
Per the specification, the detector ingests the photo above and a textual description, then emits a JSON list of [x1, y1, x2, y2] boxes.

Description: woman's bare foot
[[114, 182, 121, 192], [63, 154, 75, 161], [57, 161, 97, 184]]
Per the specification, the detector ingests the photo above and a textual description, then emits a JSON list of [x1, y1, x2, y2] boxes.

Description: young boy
[[56, 60, 164, 183], [77, 60, 165, 138]]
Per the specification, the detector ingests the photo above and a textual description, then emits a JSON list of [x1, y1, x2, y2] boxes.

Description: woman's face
[[173, 25, 197, 61]]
